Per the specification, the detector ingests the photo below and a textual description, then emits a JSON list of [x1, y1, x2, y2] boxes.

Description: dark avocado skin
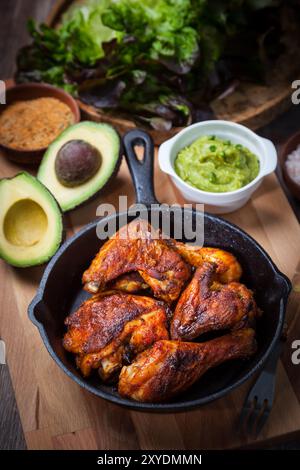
[[63, 132, 123, 213], [0, 172, 66, 267]]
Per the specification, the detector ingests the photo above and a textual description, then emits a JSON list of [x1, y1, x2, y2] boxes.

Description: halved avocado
[[0, 172, 63, 267], [37, 122, 122, 212]]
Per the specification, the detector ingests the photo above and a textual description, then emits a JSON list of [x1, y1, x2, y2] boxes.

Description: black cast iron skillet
[[28, 129, 291, 412]]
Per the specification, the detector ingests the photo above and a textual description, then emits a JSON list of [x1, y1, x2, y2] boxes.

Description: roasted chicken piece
[[119, 329, 257, 402], [83, 219, 191, 303], [167, 239, 242, 283], [63, 291, 170, 380], [110, 272, 149, 293], [171, 262, 260, 341]]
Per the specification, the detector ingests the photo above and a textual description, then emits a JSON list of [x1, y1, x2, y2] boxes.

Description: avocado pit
[[55, 139, 102, 187], [4, 199, 48, 247], [37, 122, 122, 212]]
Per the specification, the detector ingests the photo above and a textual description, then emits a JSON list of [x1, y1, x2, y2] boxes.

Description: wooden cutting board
[[1, 145, 300, 450]]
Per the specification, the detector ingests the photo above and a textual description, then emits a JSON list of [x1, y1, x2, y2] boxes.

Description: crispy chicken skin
[[119, 329, 257, 402], [167, 239, 242, 283], [82, 219, 191, 303], [110, 272, 149, 293], [171, 262, 259, 341], [63, 291, 170, 380], [64, 221, 261, 400]]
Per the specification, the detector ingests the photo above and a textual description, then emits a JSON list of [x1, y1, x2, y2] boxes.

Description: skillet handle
[[123, 129, 159, 206]]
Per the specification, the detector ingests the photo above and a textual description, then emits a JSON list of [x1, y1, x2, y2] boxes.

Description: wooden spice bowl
[[0, 82, 80, 165], [280, 130, 300, 201]]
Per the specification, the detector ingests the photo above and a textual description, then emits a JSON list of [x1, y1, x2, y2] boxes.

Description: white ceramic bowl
[[158, 120, 277, 213]]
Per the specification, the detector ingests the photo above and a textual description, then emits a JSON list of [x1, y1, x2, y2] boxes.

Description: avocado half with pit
[[37, 122, 122, 212], [0, 172, 63, 267]]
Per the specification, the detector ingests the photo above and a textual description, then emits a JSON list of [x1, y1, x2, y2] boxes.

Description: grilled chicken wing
[[171, 262, 259, 341], [167, 239, 242, 283], [63, 291, 170, 380], [119, 329, 257, 402], [83, 219, 191, 303]]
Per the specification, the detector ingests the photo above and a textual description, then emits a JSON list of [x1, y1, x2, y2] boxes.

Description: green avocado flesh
[[0, 172, 63, 267], [37, 121, 121, 212], [174, 135, 260, 193]]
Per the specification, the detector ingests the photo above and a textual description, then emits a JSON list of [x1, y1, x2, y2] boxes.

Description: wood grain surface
[[1, 144, 300, 450], [0, 0, 57, 451]]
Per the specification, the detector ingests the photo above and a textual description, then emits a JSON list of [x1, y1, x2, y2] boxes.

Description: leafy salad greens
[[16, 0, 300, 130]]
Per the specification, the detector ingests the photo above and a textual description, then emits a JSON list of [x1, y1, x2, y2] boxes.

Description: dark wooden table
[[1, 0, 300, 451]]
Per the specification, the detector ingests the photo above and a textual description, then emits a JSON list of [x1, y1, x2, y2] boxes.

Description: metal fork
[[238, 339, 283, 438]]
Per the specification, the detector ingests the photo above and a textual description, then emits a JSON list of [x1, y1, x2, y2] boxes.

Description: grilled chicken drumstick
[[119, 329, 257, 402], [82, 219, 191, 303], [63, 291, 170, 381], [171, 262, 259, 341]]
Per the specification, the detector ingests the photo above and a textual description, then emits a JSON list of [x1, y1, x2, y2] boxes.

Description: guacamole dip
[[174, 135, 260, 193]]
